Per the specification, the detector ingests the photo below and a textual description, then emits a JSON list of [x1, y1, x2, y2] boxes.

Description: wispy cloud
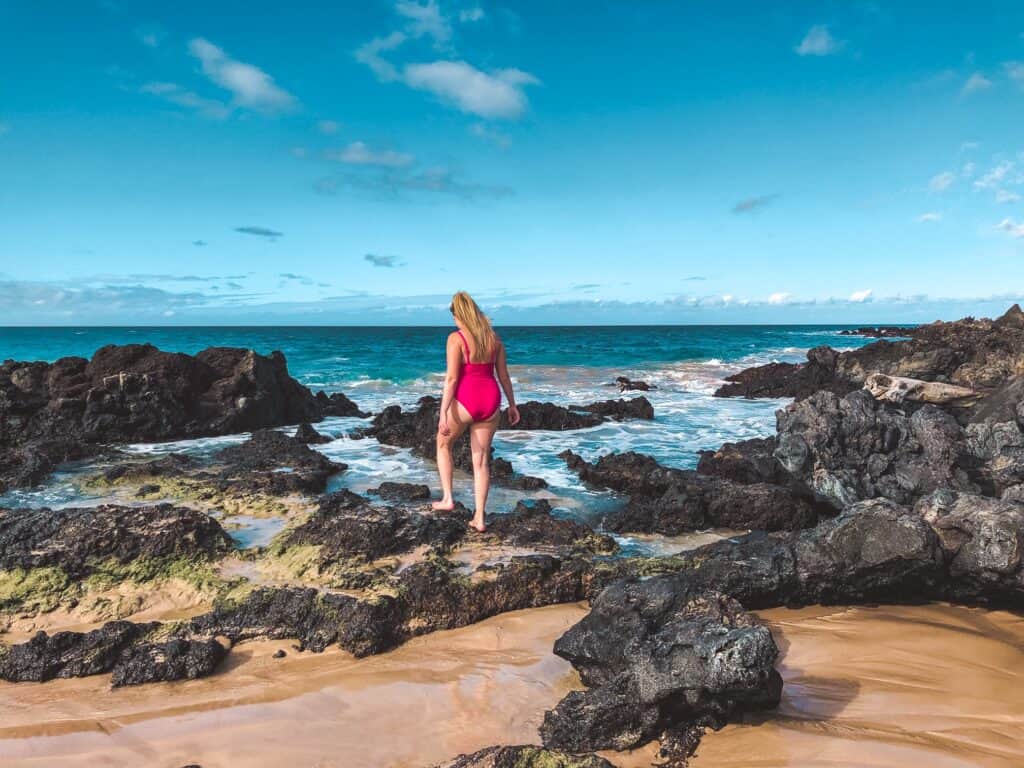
[[326, 141, 415, 168], [355, 31, 407, 82], [188, 38, 296, 114], [364, 253, 403, 268], [849, 289, 873, 302], [996, 189, 1022, 204], [794, 25, 843, 56], [1004, 61, 1024, 84], [315, 166, 512, 201], [139, 81, 230, 119], [460, 7, 485, 23], [235, 225, 283, 239], [134, 25, 164, 48], [962, 72, 993, 95], [974, 161, 1014, 189], [929, 171, 955, 192], [917, 212, 941, 223], [402, 61, 539, 119], [317, 119, 340, 135], [469, 122, 511, 148], [998, 218, 1024, 238], [732, 194, 779, 214], [395, 0, 451, 46], [767, 291, 793, 305]]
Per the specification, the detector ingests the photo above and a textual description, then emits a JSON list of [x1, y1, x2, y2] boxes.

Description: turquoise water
[[0, 325, 878, 546]]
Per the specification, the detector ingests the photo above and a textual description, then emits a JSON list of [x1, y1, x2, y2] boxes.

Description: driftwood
[[864, 372, 979, 405]]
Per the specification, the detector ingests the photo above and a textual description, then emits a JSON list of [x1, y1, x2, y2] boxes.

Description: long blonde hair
[[450, 291, 498, 363]]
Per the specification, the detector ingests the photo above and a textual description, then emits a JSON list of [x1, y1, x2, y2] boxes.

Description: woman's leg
[[432, 402, 470, 511], [467, 411, 500, 530]]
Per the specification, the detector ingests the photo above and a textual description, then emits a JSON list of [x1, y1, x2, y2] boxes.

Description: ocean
[[0, 325, 879, 550]]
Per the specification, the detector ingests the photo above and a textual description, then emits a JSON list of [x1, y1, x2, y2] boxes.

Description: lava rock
[[294, 422, 332, 444], [436, 746, 615, 768], [369, 482, 432, 501], [0, 504, 234, 579], [483, 500, 618, 554], [314, 390, 369, 418], [615, 376, 656, 392], [111, 638, 227, 687], [0, 621, 156, 682], [213, 428, 346, 495]]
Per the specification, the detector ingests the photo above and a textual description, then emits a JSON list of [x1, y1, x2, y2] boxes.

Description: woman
[[432, 291, 520, 532]]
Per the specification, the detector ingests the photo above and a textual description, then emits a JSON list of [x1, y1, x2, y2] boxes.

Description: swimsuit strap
[[456, 330, 471, 363]]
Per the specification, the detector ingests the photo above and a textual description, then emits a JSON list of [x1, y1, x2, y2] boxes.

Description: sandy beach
[[3, 602, 1023, 768]]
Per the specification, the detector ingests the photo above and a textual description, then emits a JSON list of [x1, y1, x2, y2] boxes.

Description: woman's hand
[[438, 413, 451, 436], [506, 404, 521, 426]]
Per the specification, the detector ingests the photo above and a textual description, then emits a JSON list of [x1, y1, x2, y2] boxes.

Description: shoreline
[[3, 602, 1021, 767]]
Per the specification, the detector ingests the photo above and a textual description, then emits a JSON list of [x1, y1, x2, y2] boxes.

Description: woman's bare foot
[[468, 517, 487, 532], [431, 498, 456, 511]]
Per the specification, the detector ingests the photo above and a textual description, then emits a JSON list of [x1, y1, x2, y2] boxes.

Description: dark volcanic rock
[[187, 552, 596, 658], [541, 584, 780, 754], [0, 504, 234, 579], [369, 481, 432, 501], [314, 390, 369, 418], [562, 450, 823, 533], [437, 746, 615, 768], [615, 376, 655, 392], [0, 344, 364, 491], [214, 429, 346, 495], [0, 621, 156, 682], [294, 422, 332, 444], [696, 437, 790, 486], [715, 305, 1024, 401], [774, 390, 976, 507], [915, 489, 1024, 603], [484, 500, 618, 554], [111, 638, 227, 687], [285, 490, 468, 564]]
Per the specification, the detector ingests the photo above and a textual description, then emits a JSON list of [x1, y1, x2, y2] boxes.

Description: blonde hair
[[450, 291, 498, 363]]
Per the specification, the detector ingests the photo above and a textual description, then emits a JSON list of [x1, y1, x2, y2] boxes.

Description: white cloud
[[327, 141, 415, 168], [460, 7, 485, 22], [1005, 60, 1024, 83], [975, 161, 1014, 189], [997, 189, 1022, 204], [402, 60, 539, 119], [139, 81, 231, 119], [395, 0, 452, 44], [961, 161, 976, 177], [188, 38, 296, 113], [768, 292, 792, 305], [849, 289, 873, 303], [794, 25, 843, 56], [317, 119, 340, 135], [961, 140, 980, 152], [355, 31, 407, 82], [917, 212, 941, 223], [998, 218, 1024, 238], [929, 171, 955, 192], [962, 73, 993, 94]]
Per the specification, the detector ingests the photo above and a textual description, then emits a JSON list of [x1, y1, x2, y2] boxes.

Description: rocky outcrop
[[0, 504, 234, 580], [615, 376, 656, 392], [715, 305, 1024, 402], [284, 490, 468, 567], [541, 584, 780, 756], [0, 344, 364, 492], [436, 747, 615, 768], [774, 390, 976, 508], [484, 500, 618, 554], [314, 390, 369, 418], [294, 422, 332, 444], [213, 429, 346, 495], [839, 326, 914, 338], [110, 638, 227, 687], [863, 372, 979, 405], [369, 481, 432, 501], [562, 450, 823, 533]]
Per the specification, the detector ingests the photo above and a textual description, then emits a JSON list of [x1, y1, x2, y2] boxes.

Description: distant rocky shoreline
[[3, 308, 1024, 767]]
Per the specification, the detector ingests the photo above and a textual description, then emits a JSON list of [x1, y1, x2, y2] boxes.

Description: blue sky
[[2, 0, 1024, 325]]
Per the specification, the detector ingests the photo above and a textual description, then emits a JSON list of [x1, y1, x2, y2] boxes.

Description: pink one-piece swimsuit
[[453, 330, 501, 421]]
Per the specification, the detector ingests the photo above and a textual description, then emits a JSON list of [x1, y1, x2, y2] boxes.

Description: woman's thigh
[[468, 411, 499, 455]]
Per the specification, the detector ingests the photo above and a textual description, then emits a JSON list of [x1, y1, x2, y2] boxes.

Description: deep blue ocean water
[[0, 325, 881, 549]]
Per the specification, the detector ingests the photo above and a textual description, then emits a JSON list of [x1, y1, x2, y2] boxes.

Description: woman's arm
[[494, 340, 520, 425], [438, 333, 462, 435]]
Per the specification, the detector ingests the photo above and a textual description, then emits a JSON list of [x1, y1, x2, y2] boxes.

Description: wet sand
[[0, 603, 589, 768], [2, 602, 1023, 767], [691, 604, 1024, 768]]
